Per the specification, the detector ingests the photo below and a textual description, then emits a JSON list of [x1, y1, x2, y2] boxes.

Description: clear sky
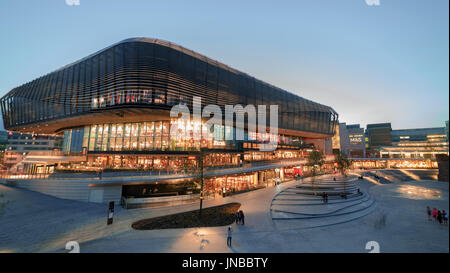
[[0, 0, 448, 131]]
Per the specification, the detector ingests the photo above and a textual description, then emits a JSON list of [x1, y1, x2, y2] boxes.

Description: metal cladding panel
[[1, 38, 338, 136]]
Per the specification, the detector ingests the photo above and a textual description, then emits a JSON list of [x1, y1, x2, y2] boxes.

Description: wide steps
[[270, 176, 376, 229], [272, 197, 374, 218], [272, 202, 377, 230], [272, 192, 370, 208], [273, 192, 368, 205]]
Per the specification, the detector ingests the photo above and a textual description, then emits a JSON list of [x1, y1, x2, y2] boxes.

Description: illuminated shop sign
[[213, 140, 226, 146], [349, 134, 363, 144]]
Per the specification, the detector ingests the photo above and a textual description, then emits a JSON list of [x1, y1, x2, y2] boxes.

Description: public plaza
[[1, 169, 448, 253]]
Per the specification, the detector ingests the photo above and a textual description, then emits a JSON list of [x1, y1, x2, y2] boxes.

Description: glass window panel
[[116, 124, 123, 137], [82, 126, 90, 149], [146, 136, 153, 150], [142, 89, 152, 104], [131, 123, 139, 137], [102, 137, 108, 151], [139, 137, 146, 150], [166, 92, 177, 106], [115, 137, 122, 151], [154, 136, 161, 150], [154, 90, 165, 104], [89, 125, 97, 151], [225, 125, 233, 141], [109, 137, 116, 151], [123, 137, 130, 150], [125, 123, 131, 137], [102, 125, 109, 151], [96, 125, 103, 151], [162, 136, 169, 150], [131, 137, 138, 150], [140, 122, 148, 136], [145, 122, 155, 137], [214, 124, 224, 141], [102, 124, 109, 138], [110, 124, 117, 138], [162, 121, 169, 135], [155, 121, 162, 134]]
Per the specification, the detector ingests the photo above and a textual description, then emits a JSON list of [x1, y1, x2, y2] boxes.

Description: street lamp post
[[198, 150, 205, 217]]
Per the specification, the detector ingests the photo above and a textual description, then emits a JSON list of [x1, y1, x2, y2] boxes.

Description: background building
[[365, 123, 392, 157], [3, 132, 63, 172], [445, 120, 449, 142], [335, 123, 365, 158], [0, 130, 8, 169], [351, 123, 449, 170], [379, 127, 448, 160]]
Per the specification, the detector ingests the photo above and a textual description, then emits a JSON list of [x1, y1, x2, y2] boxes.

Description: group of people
[[321, 192, 329, 203], [227, 210, 246, 247], [235, 210, 245, 225], [427, 206, 448, 225]]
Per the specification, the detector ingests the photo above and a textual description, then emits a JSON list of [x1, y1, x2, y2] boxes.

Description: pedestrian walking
[[426, 206, 432, 221], [437, 210, 443, 225], [432, 208, 437, 222], [442, 210, 448, 225], [325, 192, 329, 203], [235, 212, 240, 224], [227, 227, 232, 247], [322, 192, 326, 203], [239, 210, 245, 225], [333, 177, 336, 181]]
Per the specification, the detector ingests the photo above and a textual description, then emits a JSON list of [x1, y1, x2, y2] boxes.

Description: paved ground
[[0, 170, 448, 253]]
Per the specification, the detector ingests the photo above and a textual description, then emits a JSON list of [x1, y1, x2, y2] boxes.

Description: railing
[[123, 193, 209, 209], [0, 157, 319, 181], [26, 151, 85, 157], [0, 169, 195, 180], [0, 173, 51, 180]]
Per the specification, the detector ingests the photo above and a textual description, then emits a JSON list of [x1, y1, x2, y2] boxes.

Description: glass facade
[[62, 128, 84, 152], [82, 121, 234, 152], [76, 120, 309, 153]]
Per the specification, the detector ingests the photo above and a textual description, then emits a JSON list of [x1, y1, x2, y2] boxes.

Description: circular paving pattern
[[271, 176, 376, 230]]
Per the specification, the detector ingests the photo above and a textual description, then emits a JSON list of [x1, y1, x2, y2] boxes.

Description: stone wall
[[0, 178, 122, 203]]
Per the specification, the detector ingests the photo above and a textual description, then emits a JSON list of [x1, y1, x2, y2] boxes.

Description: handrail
[[0, 157, 333, 180]]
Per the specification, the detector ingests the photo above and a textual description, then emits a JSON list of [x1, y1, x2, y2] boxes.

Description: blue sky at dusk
[[0, 0, 448, 130]]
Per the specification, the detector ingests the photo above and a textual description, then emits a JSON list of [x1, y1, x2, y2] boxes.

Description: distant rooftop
[[366, 123, 392, 129], [391, 127, 445, 135]]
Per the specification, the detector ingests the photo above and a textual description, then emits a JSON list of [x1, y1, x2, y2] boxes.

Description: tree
[[197, 149, 206, 217], [307, 149, 324, 195], [334, 151, 352, 194]]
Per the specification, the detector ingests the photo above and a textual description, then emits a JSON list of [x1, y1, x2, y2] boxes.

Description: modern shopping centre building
[[0, 38, 338, 203]]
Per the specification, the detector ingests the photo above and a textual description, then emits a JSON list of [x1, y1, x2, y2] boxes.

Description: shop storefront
[[205, 173, 261, 196], [351, 159, 438, 169], [57, 152, 242, 172]]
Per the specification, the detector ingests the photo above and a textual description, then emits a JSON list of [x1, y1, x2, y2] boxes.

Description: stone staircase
[[271, 176, 376, 230]]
